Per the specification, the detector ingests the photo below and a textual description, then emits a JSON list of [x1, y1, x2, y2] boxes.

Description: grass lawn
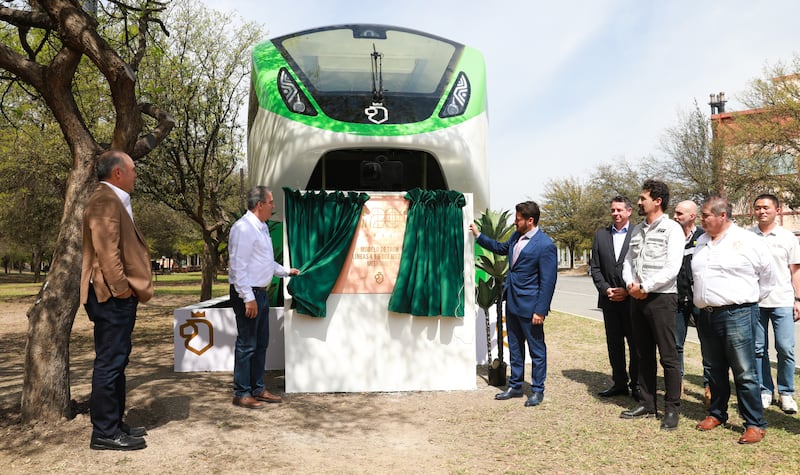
[[0, 271, 228, 301]]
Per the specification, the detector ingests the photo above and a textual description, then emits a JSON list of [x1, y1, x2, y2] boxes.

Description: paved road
[[552, 274, 800, 369]]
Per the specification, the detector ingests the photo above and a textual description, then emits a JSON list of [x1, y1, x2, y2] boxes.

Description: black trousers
[[601, 298, 637, 390], [631, 292, 681, 413], [85, 286, 138, 438]]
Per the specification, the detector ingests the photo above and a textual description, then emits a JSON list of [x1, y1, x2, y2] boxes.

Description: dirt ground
[[5, 288, 788, 474], [1, 294, 563, 474]]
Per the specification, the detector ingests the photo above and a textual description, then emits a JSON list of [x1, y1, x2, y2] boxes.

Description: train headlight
[[277, 68, 317, 116], [439, 72, 470, 118]]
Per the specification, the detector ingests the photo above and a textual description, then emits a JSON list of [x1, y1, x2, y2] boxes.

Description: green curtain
[[388, 189, 466, 317], [283, 187, 370, 317]]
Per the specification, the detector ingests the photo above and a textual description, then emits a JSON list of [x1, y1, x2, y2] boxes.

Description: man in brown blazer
[[80, 149, 153, 451]]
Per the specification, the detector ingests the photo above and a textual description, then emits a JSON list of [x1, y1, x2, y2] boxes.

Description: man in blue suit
[[470, 201, 558, 407]]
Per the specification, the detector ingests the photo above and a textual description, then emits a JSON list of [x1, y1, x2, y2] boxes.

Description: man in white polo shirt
[[750, 193, 800, 414]]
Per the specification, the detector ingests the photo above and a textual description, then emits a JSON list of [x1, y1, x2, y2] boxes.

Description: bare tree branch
[[132, 101, 175, 158]]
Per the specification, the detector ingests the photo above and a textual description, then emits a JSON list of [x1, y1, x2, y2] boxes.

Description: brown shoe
[[232, 395, 264, 409], [738, 427, 766, 444], [696, 416, 723, 431], [254, 390, 283, 403], [703, 385, 711, 408]]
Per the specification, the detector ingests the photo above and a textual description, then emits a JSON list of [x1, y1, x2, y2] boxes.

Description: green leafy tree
[[0, 0, 175, 423], [583, 160, 646, 221], [136, 0, 264, 300], [585, 161, 643, 202], [0, 99, 70, 282], [540, 177, 595, 269], [134, 196, 200, 263]]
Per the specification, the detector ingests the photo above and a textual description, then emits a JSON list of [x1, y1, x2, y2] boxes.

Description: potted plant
[[474, 209, 513, 386]]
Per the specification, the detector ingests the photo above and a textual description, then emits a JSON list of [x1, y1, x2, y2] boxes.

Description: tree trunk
[[21, 158, 95, 422], [31, 249, 43, 283], [200, 237, 219, 302]]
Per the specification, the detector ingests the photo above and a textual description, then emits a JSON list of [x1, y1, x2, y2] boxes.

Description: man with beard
[[470, 201, 558, 407], [620, 179, 685, 431]]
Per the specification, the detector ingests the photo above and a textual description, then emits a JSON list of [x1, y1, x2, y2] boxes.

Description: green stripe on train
[[250, 41, 487, 136]]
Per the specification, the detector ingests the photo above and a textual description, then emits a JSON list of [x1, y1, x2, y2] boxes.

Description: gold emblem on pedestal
[[180, 311, 214, 355]]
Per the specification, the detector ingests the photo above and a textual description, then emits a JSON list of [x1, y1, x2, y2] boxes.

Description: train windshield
[[275, 25, 459, 95]]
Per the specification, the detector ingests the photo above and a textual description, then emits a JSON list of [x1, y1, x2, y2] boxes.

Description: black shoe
[[525, 392, 544, 407], [660, 412, 679, 431], [598, 386, 628, 397], [121, 422, 147, 437], [90, 431, 146, 451], [620, 405, 657, 419], [495, 387, 524, 400]]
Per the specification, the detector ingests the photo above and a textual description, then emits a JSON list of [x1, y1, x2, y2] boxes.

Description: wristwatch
[[795, 297, 800, 302]]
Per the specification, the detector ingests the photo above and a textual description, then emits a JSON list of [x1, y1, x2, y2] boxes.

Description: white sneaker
[[780, 394, 798, 414], [761, 393, 773, 409]]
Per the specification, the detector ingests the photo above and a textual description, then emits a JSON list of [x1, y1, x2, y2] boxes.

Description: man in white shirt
[[692, 195, 776, 444], [229, 186, 300, 409], [620, 180, 685, 431], [750, 193, 800, 414]]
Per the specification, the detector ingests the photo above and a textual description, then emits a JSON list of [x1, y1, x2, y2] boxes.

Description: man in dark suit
[[470, 201, 558, 407], [590, 196, 639, 400], [80, 149, 153, 451], [672, 200, 707, 402]]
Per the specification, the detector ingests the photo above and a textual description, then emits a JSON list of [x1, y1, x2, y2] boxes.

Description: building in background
[[709, 75, 800, 233]]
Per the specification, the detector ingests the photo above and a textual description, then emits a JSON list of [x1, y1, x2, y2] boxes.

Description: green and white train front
[[247, 24, 489, 215]]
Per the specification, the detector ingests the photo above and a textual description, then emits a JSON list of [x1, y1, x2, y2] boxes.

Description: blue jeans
[[697, 304, 766, 429], [755, 306, 796, 396], [506, 312, 546, 393], [231, 286, 270, 398], [675, 306, 709, 386]]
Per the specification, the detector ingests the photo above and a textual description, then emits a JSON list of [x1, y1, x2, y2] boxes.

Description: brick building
[[709, 77, 800, 233]]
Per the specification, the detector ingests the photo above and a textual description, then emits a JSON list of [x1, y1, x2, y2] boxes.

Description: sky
[[203, 0, 800, 213]]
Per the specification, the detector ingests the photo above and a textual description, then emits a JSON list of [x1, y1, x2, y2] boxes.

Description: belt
[[701, 302, 755, 314], [252, 286, 268, 292]]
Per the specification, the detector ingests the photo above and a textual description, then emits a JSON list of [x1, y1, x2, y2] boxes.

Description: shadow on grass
[[562, 366, 800, 435]]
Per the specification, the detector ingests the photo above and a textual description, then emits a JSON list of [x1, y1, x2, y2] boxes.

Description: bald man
[[673, 200, 709, 404]]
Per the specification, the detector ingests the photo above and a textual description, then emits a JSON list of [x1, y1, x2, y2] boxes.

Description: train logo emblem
[[365, 103, 388, 124]]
